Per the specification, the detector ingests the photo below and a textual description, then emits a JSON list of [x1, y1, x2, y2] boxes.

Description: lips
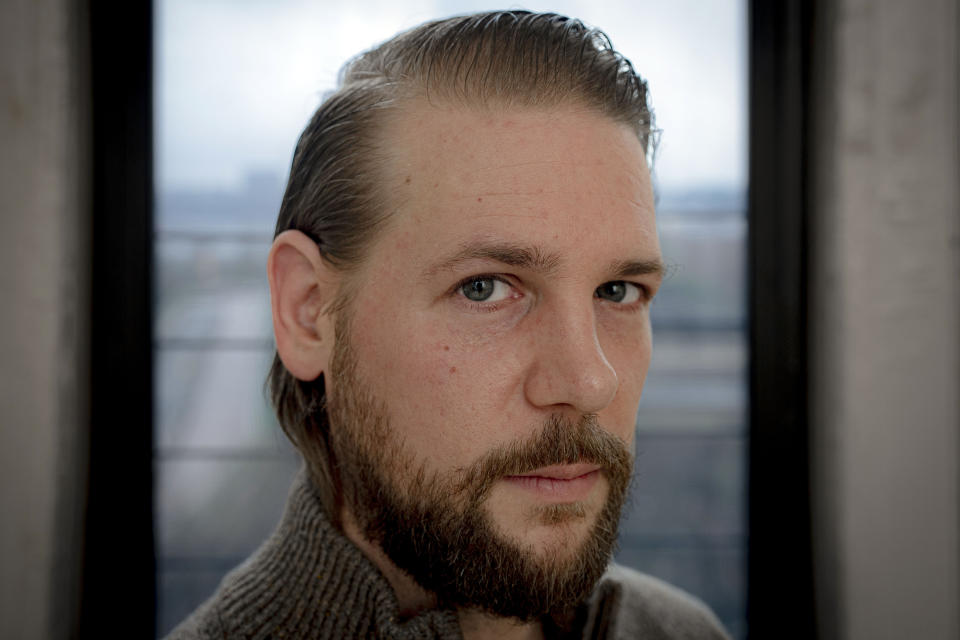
[[502, 464, 603, 502], [511, 463, 602, 480]]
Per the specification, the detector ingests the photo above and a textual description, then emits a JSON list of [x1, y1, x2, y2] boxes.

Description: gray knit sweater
[[166, 473, 730, 639]]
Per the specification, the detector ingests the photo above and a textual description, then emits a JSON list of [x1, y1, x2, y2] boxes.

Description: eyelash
[[599, 281, 652, 308], [451, 275, 651, 311], [451, 274, 517, 312]]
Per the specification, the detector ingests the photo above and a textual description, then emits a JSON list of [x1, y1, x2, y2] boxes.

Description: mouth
[[502, 464, 603, 502]]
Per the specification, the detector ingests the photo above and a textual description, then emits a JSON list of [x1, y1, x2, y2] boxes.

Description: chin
[[490, 496, 605, 558]]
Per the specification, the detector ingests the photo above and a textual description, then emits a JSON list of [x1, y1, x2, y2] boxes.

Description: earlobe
[[267, 230, 338, 381]]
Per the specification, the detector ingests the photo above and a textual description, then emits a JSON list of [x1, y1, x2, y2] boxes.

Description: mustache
[[454, 414, 633, 502]]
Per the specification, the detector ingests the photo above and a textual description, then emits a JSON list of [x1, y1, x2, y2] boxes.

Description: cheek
[[604, 317, 651, 377], [350, 309, 520, 465], [602, 322, 653, 435]]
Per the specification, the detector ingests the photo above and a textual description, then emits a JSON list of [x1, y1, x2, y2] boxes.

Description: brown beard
[[326, 314, 634, 622]]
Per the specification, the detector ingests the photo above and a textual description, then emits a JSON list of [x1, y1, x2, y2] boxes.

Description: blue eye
[[459, 277, 512, 303], [596, 281, 642, 304], [462, 278, 495, 301]]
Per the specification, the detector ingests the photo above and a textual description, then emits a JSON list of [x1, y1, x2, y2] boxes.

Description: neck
[[340, 508, 437, 616], [458, 610, 543, 640], [339, 507, 543, 640]]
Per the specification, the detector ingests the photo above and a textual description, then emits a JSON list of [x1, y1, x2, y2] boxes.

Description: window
[[153, 2, 748, 636]]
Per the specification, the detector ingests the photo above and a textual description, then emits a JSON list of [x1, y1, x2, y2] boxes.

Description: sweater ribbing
[[167, 472, 462, 639], [166, 471, 731, 640]]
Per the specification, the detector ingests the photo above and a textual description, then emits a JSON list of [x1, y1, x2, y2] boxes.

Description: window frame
[[80, 2, 820, 635], [747, 0, 818, 636], [81, 1, 156, 636]]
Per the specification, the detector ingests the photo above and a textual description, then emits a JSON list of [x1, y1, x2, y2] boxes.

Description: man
[[169, 10, 729, 640]]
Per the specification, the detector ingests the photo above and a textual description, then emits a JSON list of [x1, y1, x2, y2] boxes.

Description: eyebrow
[[422, 239, 666, 281], [423, 241, 561, 279], [608, 257, 667, 280]]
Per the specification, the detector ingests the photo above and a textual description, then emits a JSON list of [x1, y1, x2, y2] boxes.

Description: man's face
[[325, 102, 662, 618]]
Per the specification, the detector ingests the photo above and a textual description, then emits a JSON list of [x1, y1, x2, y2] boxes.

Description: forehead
[[372, 101, 658, 265]]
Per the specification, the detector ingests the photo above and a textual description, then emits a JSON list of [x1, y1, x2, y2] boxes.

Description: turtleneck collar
[[205, 470, 463, 639]]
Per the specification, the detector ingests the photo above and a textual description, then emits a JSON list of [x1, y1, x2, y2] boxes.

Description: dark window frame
[[80, 1, 156, 636], [79, 1, 819, 635], [747, 0, 818, 636]]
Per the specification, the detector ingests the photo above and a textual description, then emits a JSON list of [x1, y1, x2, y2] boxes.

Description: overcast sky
[[156, 0, 746, 193]]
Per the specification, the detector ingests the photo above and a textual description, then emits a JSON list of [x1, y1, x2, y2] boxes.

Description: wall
[[0, 0, 89, 637], [811, 1, 960, 638]]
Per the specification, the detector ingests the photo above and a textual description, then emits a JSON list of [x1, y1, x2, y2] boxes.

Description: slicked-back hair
[[268, 10, 656, 518]]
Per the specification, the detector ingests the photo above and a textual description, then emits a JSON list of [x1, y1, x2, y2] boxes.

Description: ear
[[267, 230, 339, 381]]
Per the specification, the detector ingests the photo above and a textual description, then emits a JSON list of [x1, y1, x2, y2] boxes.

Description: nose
[[523, 304, 619, 414]]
